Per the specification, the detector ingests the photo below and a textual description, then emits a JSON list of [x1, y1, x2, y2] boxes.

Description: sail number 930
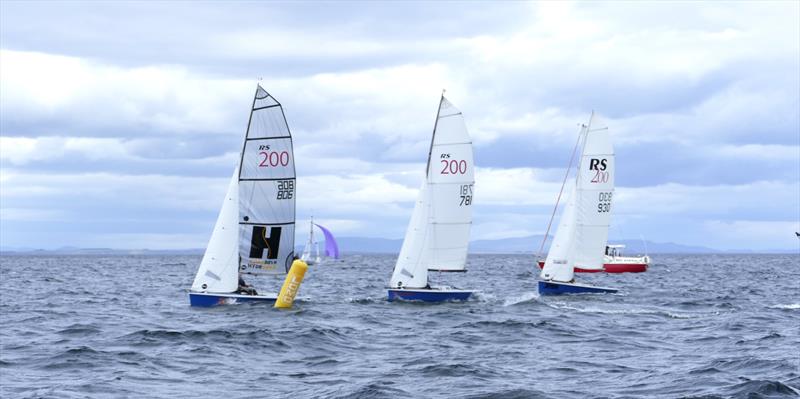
[[459, 184, 473, 206], [597, 192, 612, 213]]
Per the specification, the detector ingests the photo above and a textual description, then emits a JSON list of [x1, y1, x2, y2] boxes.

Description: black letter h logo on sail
[[249, 226, 282, 259]]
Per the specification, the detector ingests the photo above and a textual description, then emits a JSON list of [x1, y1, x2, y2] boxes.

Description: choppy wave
[[1, 253, 798, 398], [769, 303, 800, 310]]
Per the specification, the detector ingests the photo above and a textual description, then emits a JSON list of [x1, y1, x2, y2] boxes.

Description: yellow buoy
[[274, 259, 308, 309]]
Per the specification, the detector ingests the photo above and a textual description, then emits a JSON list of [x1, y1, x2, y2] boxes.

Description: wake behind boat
[[388, 93, 475, 302], [189, 85, 297, 307], [538, 113, 617, 295]]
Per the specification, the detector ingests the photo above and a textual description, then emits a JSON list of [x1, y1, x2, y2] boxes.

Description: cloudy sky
[[1, 1, 798, 251]]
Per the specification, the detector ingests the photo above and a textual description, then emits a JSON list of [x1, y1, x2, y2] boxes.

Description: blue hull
[[538, 281, 618, 296], [387, 289, 472, 302], [189, 293, 277, 307]]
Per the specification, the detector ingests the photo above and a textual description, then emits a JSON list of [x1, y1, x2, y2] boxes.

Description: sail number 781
[[459, 184, 473, 206]]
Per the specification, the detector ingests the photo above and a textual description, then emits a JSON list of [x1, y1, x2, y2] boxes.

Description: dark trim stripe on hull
[[387, 289, 472, 302], [189, 293, 278, 307], [537, 281, 618, 296]]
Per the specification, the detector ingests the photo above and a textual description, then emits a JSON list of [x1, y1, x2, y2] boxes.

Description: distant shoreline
[[3, 234, 798, 256]]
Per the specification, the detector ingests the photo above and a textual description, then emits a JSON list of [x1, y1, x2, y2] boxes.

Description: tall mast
[[425, 90, 446, 177]]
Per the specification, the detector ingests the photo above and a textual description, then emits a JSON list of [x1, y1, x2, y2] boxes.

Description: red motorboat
[[537, 245, 649, 273]]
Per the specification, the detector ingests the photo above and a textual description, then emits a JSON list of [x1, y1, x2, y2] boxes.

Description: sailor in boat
[[237, 276, 257, 296]]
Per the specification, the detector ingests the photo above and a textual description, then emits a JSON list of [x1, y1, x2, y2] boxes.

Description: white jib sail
[[238, 85, 296, 275], [191, 167, 240, 293], [540, 182, 579, 283], [390, 96, 475, 288], [541, 114, 615, 282]]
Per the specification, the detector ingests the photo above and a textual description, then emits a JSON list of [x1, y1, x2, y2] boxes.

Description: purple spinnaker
[[313, 223, 340, 259]]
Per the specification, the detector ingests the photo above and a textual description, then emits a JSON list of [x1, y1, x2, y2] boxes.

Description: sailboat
[[538, 113, 618, 295], [388, 93, 475, 302], [300, 217, 340, 264], [189, 85, 297, 307], [300, 217, 321, 265]]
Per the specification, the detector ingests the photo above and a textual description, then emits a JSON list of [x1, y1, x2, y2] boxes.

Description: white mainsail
[[390, 96, 475, 289], [541, 114, 615, 282], [238, 86, 297, 275]]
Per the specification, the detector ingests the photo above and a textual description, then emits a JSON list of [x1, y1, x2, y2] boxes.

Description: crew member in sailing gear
[[605, 246, 610, 255], [238, 276, 258, 295]]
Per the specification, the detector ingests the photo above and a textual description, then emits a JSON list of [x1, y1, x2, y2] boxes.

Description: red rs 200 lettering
[[591, 170, 609, 183], [259, 151, 290, 167], [440, 159, 468, 174]]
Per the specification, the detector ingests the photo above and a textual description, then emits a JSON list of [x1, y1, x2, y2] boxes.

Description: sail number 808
[[277, 180, 294, 200], [597, 192, 612, 213], [459, 184, 473, 206]]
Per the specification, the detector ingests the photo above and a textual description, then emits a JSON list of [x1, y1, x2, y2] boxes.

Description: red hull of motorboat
[[603, 262, 648, 273], [536, 261, 648, 273]]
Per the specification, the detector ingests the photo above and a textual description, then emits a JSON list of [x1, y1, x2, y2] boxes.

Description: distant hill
[[0, 246, 204, 256], [469, 235, 724, 255], [303, 235, 728, 254], [4, 236, 795, 256]]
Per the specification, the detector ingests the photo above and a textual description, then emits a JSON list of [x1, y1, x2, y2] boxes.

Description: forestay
[[390, 96, 475, 288], [238, 86, 297, 275], [541, 115, 615, 282]]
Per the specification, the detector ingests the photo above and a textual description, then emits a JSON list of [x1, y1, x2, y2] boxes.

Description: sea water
[[1, 254, 798, 398]]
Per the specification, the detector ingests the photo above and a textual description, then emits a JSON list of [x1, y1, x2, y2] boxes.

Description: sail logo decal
[[589, 158, 609, 183], [440, 155, 468, 174], [589, 158, 608, 171], [258, 150, 290, 168], [249, 226, 282, 260]]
